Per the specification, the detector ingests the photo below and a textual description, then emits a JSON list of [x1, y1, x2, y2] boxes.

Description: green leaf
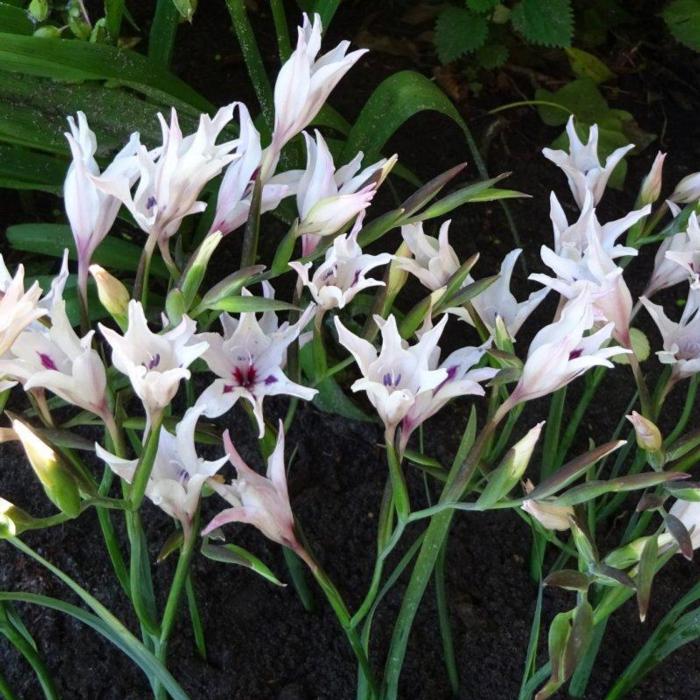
[[5, 224, 169, 278], [511, 0, 574, 48], [0, 3, 33, 34], [201, 541, 285, 586], [664, 0, 700, 52], [341, 71, 471, 164], [467, 0, 499, 13], [0, 144, 65, 191], [565, 48, 615, 84], [535, 78, 607, 127], [476, 43, 509, 69], [172, 0, 196, 21], [636, 534, 658, 622], [0, 33, 211, 112], [205, 295, 299, 314], [434, 7, 488, 64]]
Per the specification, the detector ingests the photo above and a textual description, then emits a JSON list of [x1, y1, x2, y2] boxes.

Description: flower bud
[[627, 411, 663, 452], [637, 151, 666, 206], [89, 264, 130, 329], [670, 172, 700, 204], [0, 498, 35, 538], [521, 479, 573, 531], [13, 419, 81, 517]]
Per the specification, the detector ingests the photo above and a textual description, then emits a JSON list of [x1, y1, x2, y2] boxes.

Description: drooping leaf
[[201, 540, 285, 586]]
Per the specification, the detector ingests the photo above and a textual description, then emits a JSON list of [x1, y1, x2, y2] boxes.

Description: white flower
[[93, 105, 237, 252], [0, 272, 108, 419], [394, 220, 460, 291], [641, 290, 700, 380], [0, 262, 46, 358], [64, 112, 140, 294], [194, 288, 317, 436], [209, 103, 294, 236], [448, 249, 549, 337], [99, 301, 208, 420], [543, 116, 633, 208], [335, 314, 491, 443], [668, 499, 700, 550], [294, 130, 393, 244], [670, 171, 700, 204], [549, 190, 646, 260], [202, 422, 311, 565], [510, 291, 623, 404], [262, 13, 366, 177], [290, 221, 391, 311], [646, 212, 700, 296], [531, 229, 633, 345], [96, 406, 226, 535]]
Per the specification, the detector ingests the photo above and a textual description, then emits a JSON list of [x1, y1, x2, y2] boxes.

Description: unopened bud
[[13, 420, 81, 517], [521, 479, 573, 531], [627, 411, 663, 452], [0, 498, 35, 538], [670, 172, 700, 204], [89, 265, 130, 329], [637, 152, 666, 206]]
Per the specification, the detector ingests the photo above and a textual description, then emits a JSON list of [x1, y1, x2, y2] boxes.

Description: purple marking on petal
[[569, 348, 583, 360], [264, 375, 278, 385], [144, 353, 161, 370], [351, 269, 361, 287], [146, 196, 157, 210], [223, 384, 234, 394], [445, 366, 458, 381], [37, 352, 58, 370], [382, 373, 392, 386]]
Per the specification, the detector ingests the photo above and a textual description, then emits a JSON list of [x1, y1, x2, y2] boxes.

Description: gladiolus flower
[[638, 151, 666, 206], [394, 220, 461, 292], [521, 479, 573, 531], [0, 262, 47, 358], [96, 406, 227, 536], [195, 289, 317, 436], [262, 13, 366, 177], [543, 116, 633, 208], [641, 290, 700, 381], [290, 221, 391, 311], [99, 301, 208, 422], [202, 422, 312, 566], [510, 291, 624, 404], [670, 171, 700, 204], [626, 411, 663, 452]]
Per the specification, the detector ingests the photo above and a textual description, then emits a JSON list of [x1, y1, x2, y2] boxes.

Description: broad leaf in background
[[434, 7, 489, 64], [511, 0, 574, 48], [663, 0, 700, 52]]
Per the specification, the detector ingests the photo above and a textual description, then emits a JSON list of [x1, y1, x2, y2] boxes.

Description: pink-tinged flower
[[335, 314, 491, 444], [531, 229, 634, 346], [290, 220, 391, 311], [641, 290, 700, 381], [64, 112, 140, 299], [93, 106, 237, 258], [96, 406, 226, 536], [202, 422, 312, 566], [194, 289, 317, 436], [448, 249, 549, 337], [670, 171, 700, 204], [668, 499, 700, 550], [394, 220, 461, 291], [645, 213, 700, 296], [549, 191, 646, 260], [510, 291, 624, 404], [638, 151, 666, 206], [262, 13, 366, 178], [0, 270, 109, 420], [0, 262, 46, 358], [99, 300, 208, 421], [521, 479, 573, 531], [295, 130, 394, 247], [209, 103, 294, 235], [543, 116, 634, 208]]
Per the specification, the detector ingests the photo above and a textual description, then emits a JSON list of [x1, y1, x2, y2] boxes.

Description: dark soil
[[2, 2, 700, 699]]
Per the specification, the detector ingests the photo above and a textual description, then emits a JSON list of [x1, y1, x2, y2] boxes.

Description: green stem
[[386, 433, 410, 520], [134, 234, 157, 306], [155, 514, 201, 698], [149, 0, 179, 67], [225, 0, 274, 132], [129, 416, 163, 510], [383, 403, 510, 698], [435, 541, 459, 696], [185, 574, 207, 660]]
